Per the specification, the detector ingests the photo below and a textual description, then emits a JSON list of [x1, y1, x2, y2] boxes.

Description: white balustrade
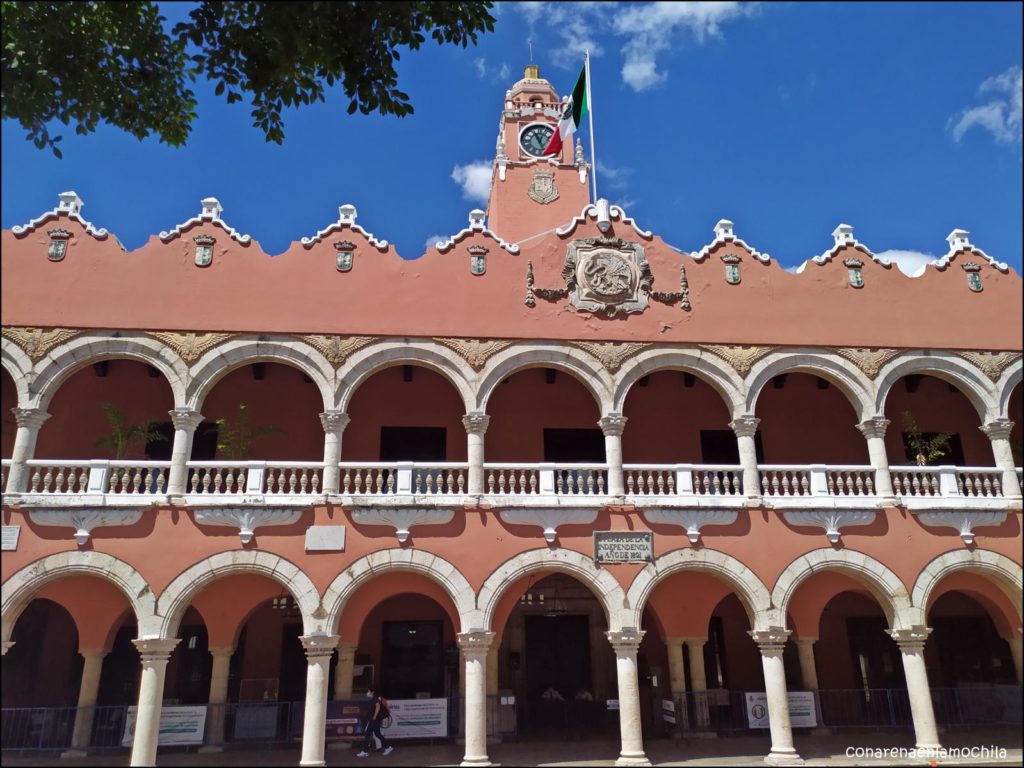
[[106, 461, 170, 495], [623, 465, 743, 496], [552, 464, 608, 495], [25, 461, 92, 494], [410, 464, 467, 495], [824, 466, 876, 496], [264, 463, 323, 495], [759, 466, 812, 497], [337, 462, 469, 495], [955, 468, 1004, 498], [891, 465, 1006, 499], [483, 464, 540, 495], [891, 466, 945, 497], [186, 462, 252, 495]]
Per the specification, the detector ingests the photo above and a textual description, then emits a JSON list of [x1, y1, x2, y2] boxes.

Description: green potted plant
[[93, 403, 168, 490], [213, 403, 285, 460], [901, 411, 953, 466]]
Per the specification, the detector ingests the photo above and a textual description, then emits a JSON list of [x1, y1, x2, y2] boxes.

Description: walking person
[[356, 686, 393, 758]]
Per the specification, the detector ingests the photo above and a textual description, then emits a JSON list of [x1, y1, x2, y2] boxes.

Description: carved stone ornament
[[147, 331, 234, 364], [961, 262, 983, 292], [498, 507, 599, 544], [844, 257, 865, 288], [781, 509, 877, 545], [570, 341, 652, 373], [47, 228, 72, 239], [2, 327, 83, 362], [434, 338, 515, 371], [193, 234, 216, 267], [914, 510, 1007, 546], [528, 167, 559, 205], [46, 227, 72, 261], [349, 506, 455, 543], [299, 335, 374, 366], [699, 345, 776, 377], [640, 508, 739, 545], [193, 507, 303, 544], [956, 351, 1020, 381], [563, 237, 653, 315], [27, 507, 144, 546], [334, 240, 356, 272], [835, 347, 900, 379], [721, 253, 741, 285], [650, 265, 691, 310]]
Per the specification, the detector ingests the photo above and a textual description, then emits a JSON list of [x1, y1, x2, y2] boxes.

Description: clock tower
[[486, 65, 591, 244]]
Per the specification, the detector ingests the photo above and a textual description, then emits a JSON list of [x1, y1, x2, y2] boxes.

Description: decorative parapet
[[300, 204, 389, 251], [348, 506, 455, 543], [145, 331, 234, 364], [781, 509, 877, 545], [192, 506, 302, 543], [434, 338, 516, 371], [932, 229, 1008, 273], [434, 209, 519, 255], [158, 197, 253, 244], [2, 327, 83, 363], [913, 510, 1008, 545], [808, 224, 887, 268], [11, 191, 118, 245], [27, 507, 144, 545], [555, 202, 653, 240], [497, 506, 599, 544], [692, 219, 771, 264], [639, 507, 739, 544]]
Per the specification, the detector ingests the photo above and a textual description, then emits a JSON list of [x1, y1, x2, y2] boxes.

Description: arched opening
[[755, 372, 868, 464], [928, 592, 1016, 686], [3, 599, 81, 708], [1, 367, 17, 459], [1009, 383, 1022, 467]]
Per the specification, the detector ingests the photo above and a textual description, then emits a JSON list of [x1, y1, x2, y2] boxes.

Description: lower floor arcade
[[2, 547, 1021, 767]]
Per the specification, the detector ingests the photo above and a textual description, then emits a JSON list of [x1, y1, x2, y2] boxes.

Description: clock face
[[520, 124, 554, 157]]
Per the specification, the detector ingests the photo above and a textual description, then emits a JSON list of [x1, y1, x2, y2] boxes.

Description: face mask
[[366, 692, 373, 699]]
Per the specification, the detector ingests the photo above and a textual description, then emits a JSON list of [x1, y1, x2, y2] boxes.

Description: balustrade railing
[[105, 462, 169, 495], [26, 461, 91, 494], [337, 462, 468, 495], [553, 464, 607, 495], [825, 466, 876, 496], [263, 463, 323, 495], [891, 465, 1007, 499], [760, 466, 812, 496], [187, 462, 251, 495], [481, 463, 608, 496], [484, 465, 540, 495], [624, 465, 743, 496], [956, 468, 1003, 498]]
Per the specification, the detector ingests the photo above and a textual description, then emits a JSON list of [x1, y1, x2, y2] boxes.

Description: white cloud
[[876, 249, 936, 278], [949, 65, 1023, 145], [473, 56, 514, 85], [424, 235, 446, 250], [451, 161, 493, 205], [474, 57, 488, 79], [499, 63, 511, 81]]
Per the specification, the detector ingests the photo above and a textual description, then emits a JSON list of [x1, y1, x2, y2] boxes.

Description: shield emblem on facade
[[47, 239, 67, 262], [334, 241, 356, 272], [721, 254, 742, 285], [528, 168, 559, 205], [468, 245, 488, 276], [194, 245, 213, 267], [844, 258, 864, 288], [961, 263, 982, 292]]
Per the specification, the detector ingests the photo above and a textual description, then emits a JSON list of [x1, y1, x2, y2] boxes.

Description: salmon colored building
[[1, 66, 1022, 767]]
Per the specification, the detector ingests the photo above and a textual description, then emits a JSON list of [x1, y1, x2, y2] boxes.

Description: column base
[[460, 757, 492, 767], [197, 745, 224, 753], [765, 749, 804, 766], [298, 762, 326, 767], [915, 742, 942, 751], [60, 749, 88, 759], [615, 753, 652, 767]]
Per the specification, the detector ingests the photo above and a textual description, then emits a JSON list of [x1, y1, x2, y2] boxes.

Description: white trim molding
[[435, 209, 519, 255], [913, 510, 1009, 545], [26, 507, 144, 545], [300, 204, 390, 250], [192, 506, 303, 543], [781, 509, 877, 545], [497, 506, 600, 544], [639, 507, 739, 544], [692, 219, 771, 264], [158, 197, 253, 244], [555, 202, 653, 240], [349, 506, 455, 543], [11, 191, 117, 244]]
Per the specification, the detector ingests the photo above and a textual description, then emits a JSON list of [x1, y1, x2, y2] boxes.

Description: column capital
[[319, 410, 351, 434], [169, 408, 204, 431], [79, 648, 110, 661], [980, 419, 1014, 441], [132, 637, 180, 662], [208, 646, 235, 659], [12, 407, 50, 429], [729, 415, 760, 437], [857, 417, 890, 439], [793, 636, 819, 647], [300, 633, 340, 658], [336, 640, 359, 654], [457, 631, 495, 657], [606, 628, 645, 653], [2, 641, 15, 656], [598, 413, 628, 437], [462, 412, 491, 435], [749, 627, 791, 655], [887, 625, 932, 652]]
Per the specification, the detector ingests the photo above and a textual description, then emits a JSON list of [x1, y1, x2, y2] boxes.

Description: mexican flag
[[543, 65, 588, 156]]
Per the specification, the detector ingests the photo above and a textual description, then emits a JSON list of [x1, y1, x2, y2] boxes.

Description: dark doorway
[[846, 616, 905, 690], [380, 427, 447, 462], [524, 614, 592, 731], [543, 429, 605, 462], [278, 622, 307, 704], [931, 615, 1015, 686], [700, 429, 764, 464], [147, 421, 220, 461], [382, 621, 444, 698]]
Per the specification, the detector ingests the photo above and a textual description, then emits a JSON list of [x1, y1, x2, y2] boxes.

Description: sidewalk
[[2, 731, 1020, 766]]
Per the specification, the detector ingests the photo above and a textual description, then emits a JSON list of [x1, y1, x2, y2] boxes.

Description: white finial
[[58, 191, 83, 214], [339, 204, 357, 225], [946, 228, 970, 250], [714, 219, 734, 240], [200, 197, 223, 219], [469, 210, 486, 229], [832, 223, 855, 245]]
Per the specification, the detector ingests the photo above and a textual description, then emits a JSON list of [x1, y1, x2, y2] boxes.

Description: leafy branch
[[901, 411, 953, 467], [213, 403, 284, 460], [92, 402, 166, 460]]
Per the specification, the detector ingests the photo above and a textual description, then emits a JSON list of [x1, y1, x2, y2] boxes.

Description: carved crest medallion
[[193, 234, 215, 267], [46, 229, 71, 262], [527, 168, 559, 205], [962, 262, 982, 292], [468, 244, 488, 276], [564, 237, 653, 315], [721, 254, 741, 285], [334, 240, 356, 272], [844, 257, 864, 288]]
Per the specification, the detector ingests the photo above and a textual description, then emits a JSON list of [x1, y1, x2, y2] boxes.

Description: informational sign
[[594, 531, 653, 563], [233, 703, 280, 740], [606, 699, 619, 710], [744, 692, 817, 728], [1, 525, 20, 551], [381, 698, 448, 739], [121, 705, 207, 746], [661, 699, 676, 724]]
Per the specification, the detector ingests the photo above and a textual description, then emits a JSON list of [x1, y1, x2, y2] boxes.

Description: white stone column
[[794, 638, 818, 690], [459, 631, 494, 767], [599, 414, 628, 497], [319, 411, 350, 495], [129, 638, 180, 768], [486, 647, 499, 739], [0, 641, 13, 656], [749, 628, 802, 765], [62, 648, 108, 757], [463, 413, 491, 495], [333, 641, 358, 700], [1007, 632, 1023, 684], [199, 646, 233, 753], [887, 627, 941, 750], [607, 630, 651, 766], [666, 637, 687, 696], [857, 417, 895, 500], [167, 409, 203, 497], [980, 420, 1022, 498], [684, 637, 711, 729], [299, 634, 338, 767], [730, 416, 761, 500], [5, 408, 50, 494]]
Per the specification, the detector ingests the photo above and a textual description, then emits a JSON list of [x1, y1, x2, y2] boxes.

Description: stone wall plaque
[[1, 525, 20, 551], [305, 525, 345, 552], [594, 531, 653, 563]]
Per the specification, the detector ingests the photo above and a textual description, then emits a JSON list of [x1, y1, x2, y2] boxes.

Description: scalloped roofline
[[11, 191, 123, 249], [692, 219, 771, 264], [435, 210, 519, 254], [932, 229, 1009, 273], [554, 200, 653, 240], [158, 197, 253, 245], [300, 204, 389, 251]]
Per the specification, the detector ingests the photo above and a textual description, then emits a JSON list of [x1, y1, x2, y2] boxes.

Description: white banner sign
[[122, 705, 207, 746], [380, 698, 447, 739], [744, 692, 816, 728], [661, 699, 676, 724]]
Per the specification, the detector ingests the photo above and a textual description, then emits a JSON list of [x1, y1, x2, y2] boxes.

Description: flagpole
[[585, 50, 598, 203]]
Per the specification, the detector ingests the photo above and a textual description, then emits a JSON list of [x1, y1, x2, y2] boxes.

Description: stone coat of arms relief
[[564, 237, 653, 315], [527, 168, 559, 204]]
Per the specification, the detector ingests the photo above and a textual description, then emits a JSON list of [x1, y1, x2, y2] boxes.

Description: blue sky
[[2, 2, 1022, 274]]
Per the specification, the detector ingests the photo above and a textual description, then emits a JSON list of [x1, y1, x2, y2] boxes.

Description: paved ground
[[3, 731, 1020, 766]]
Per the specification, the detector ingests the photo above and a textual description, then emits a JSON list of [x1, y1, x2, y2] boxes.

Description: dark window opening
[[900, 432, 965, 466], [700, 430, 764, 464], [382, 621, 444, 699], [380, 427, 447, 462], [543, 428, 605, 463]]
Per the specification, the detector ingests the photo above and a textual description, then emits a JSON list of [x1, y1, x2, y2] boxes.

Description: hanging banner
[[121, 705, 207, 746], [744, 692, 817, 728], [291, 700, 373, 742]]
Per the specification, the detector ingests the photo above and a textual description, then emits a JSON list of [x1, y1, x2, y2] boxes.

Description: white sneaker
[[356, 751, 369, 758], [383, 746, 394, 756]]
